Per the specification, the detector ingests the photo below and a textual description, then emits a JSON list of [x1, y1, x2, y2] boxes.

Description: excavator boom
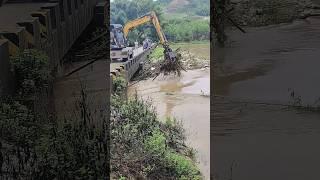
[[123, 11, 167, 44], [123, 11, 176, 62]]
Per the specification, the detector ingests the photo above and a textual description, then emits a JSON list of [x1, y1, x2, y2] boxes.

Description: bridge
[[0, 0, 159, 127], [110, 44, 156, 89], [0, 0, 107, 95]]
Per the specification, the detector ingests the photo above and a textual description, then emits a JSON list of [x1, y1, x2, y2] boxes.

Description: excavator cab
[[110, 24, 133, 61], [110, 24, 127, 48]]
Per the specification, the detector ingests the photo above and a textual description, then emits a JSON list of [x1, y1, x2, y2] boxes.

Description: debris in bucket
[[158, 47, 186, 76], [132, 47, 209, 82]]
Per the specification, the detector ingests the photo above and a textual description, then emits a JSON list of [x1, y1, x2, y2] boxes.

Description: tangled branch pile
[[156, 51, 186, 78], [133, 47, 209, 81], [131, 48, 186, 81]]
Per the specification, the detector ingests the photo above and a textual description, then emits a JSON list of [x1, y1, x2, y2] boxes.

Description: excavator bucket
[[163, 45, 177, 62], [153, 44, 186, 78]]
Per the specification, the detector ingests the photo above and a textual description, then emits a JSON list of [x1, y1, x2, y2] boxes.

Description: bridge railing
[[121, 44, 157, 81]]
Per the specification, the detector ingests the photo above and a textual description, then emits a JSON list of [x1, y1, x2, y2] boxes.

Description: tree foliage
[[111, 0, 164, 43], [10, 49, 50, 98], [111, 0, 209, 43], [164, 19, 209, 42], [177, 0, 210, 16]]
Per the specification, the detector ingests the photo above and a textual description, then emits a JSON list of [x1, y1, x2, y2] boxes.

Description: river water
[[128, 69, 210, 179], [213, 17, 320, 180]]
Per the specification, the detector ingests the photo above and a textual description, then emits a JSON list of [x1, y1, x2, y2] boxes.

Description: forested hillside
[[110, 0, 210, 43]]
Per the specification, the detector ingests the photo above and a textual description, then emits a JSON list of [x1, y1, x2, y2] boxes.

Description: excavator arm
[[123, 11, 167, 44], [123, 11, 176, 61]]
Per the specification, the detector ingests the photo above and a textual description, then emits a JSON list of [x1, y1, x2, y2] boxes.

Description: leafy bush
[[162, 117, 186, 150], [10, 49, 50, 97], [144, 129, 201, 179], [112, 76, 127, 95], [111, 95, 201, 179], [144, 130, 167, 156], [165, 152, 201, 180], [149, 46, 165, 61], [0, 100, 37, 147]]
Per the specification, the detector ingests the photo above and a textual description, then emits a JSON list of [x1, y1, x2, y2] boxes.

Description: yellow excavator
[[123, 11, 177, 62]]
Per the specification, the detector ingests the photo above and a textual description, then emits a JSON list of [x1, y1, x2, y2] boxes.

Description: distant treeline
[[111, 0, 209, 43], [167, 0, 210, 16], [164, 18, 209, 42]]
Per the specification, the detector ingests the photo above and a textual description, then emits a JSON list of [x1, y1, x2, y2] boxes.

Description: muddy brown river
[[128, 69, 210, 179], [214, 17, 320, 180]]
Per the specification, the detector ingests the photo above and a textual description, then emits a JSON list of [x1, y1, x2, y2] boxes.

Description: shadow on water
[[213, 17, 320, 180]]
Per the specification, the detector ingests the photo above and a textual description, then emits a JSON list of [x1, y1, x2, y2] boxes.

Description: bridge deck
[[110, 46, 145, 72], [110, 44, 156, 81]]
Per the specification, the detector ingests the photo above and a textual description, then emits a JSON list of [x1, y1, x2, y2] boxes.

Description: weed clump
[[111, 95, 201, 179], [10, 49, 50, 98], [112, 76, 127, 95]]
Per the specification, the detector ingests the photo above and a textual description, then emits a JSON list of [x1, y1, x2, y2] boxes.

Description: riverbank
[[128, 42, 210, 179], [110, 42, 208, 179], [110, 76, 202, 179]]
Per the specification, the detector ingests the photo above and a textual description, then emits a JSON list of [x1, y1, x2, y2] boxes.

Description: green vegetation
[[0, 93, 109, 179], [165, 19, 209, 42], [149, 46, 165, 61], [111, 0, 164, 44], [171, 41, 210, 59], [112, 76, 127, 95], [150, 42, 210, 62], [111, 0, 209, 43], [111, 0, 163, 25], [168, 0, 210, 17], [10, 49, 50, 98], [0, 50, 109, 179], [145, 130, 201, 179], [1, 28, 202, 180], [111, 95, 201, 179]]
